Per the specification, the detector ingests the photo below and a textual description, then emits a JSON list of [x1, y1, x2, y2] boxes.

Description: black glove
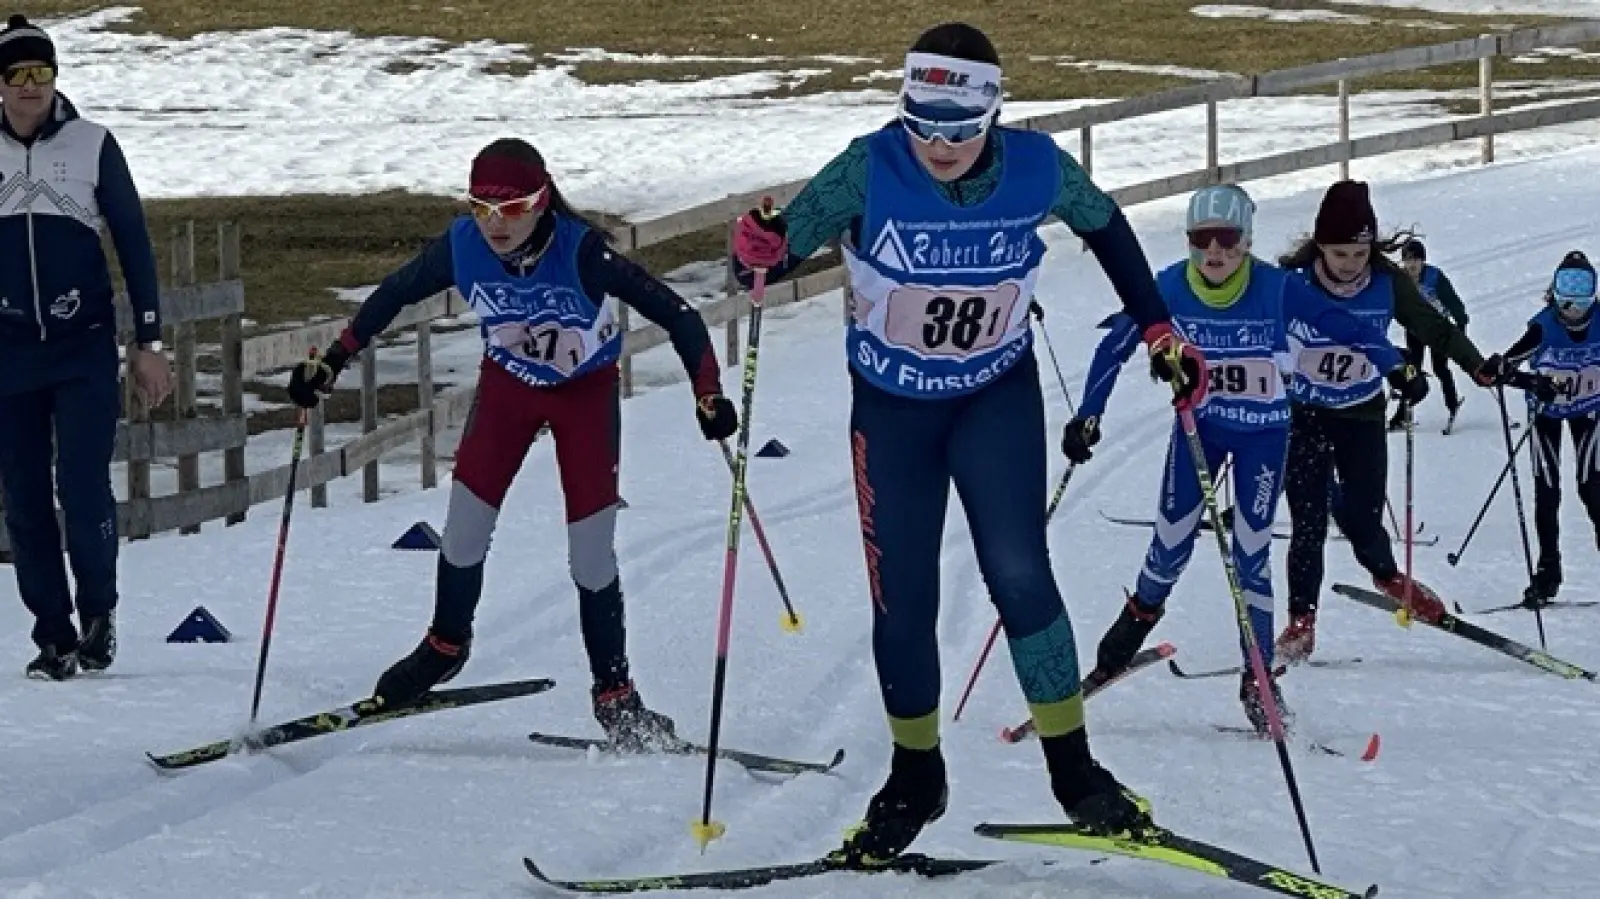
[[696, 394, 738, 441], [286, 342, 353, 409], [1386, 364, 1429, 406], [1060, 416, 1100, 465], [1506, 369, 1559, 403], [1475, 354, 1511, 387]]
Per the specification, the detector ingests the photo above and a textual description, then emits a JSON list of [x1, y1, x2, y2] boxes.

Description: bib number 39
[[884, 283, 1022, 358]]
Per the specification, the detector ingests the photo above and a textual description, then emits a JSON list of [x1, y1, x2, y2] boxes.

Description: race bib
[[882, 283, 1022, 358], [1298, 346, 1374, 387], [489, 320, 612, 377], [1541, 365, 1600, 406], [1206, 357, 1282, 400]]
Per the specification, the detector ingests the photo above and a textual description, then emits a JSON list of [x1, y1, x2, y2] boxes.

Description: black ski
[[1167, 657, 1362, 680], [976, 821, 1378, 898], [1099, 511, 1437, 545], [1334, 584, 1597, 681], [1212, 724, 1381, 761], [147, 678, 556, 770], [1000, 641, 1175, 743], [523, 852, 998, 893], [526, 732, 843, 776], [1455, 599, 1600, 616]]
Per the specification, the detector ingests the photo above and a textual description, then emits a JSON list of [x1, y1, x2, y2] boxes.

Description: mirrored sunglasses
[[3, 65, 54, 87], [899, 109, 992, 146], [1187, 227, 1244, 250]]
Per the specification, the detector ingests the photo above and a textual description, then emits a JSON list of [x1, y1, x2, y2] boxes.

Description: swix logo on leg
[[1251, 464, 1277, 521]]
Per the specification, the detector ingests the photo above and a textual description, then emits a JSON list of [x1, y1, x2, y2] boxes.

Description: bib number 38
[[883, 283, 1022, 358]]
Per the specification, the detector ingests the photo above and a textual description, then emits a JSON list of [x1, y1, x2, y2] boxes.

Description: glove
[[286, 340, 353, 409], [1506, 369, 1559, 403], [732, 203, 787, 271], [1386, 363, 1429, 406], [1060, 416, 1100, 464], [1144, 322, 1208, 411], [1474, 354, 1511, 387], [696, 393, 739, 441]]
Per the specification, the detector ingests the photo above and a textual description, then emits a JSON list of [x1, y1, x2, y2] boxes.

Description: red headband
[[469, 155, 550, 201]]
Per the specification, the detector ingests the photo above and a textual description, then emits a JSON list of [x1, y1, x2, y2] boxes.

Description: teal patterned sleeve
[[780, 136, 872, 259], [1048, 147, 1117, 234]]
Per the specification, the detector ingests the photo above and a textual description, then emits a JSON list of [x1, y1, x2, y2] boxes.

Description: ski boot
[[592, 681, 679, 752], [829, 743, 947, 868], [1043, 730, 1153, 836], [1442, 396, 1462, 435], [1240, 669, 1292, 737], [1523, 559, 1561, 608], [78, 611, 116, 672], [372, 630, 470, 708], [1374, 571, 1446, 623], [1086, 591, 1164, 688], [26, 644, 79, 681], [1275, 608, 1317, 663]]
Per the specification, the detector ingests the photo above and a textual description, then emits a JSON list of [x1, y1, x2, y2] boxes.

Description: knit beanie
[[1313, 180, 1377, 245], [1401, 239, 1426, 261], [0, 16, 56, 72], [1187, 183, 1254, 238]]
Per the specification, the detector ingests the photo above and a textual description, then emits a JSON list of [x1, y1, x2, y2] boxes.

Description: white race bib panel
[[1208, 357, 1282, 400], [487, 318, 621, 380], [1297, 346, 1375, 388], [882, 283, 1022, 358]]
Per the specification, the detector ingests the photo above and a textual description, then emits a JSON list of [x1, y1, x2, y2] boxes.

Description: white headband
[[901, 52, 1002, 118]]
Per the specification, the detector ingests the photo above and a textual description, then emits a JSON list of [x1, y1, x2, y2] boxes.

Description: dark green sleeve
[[1048, 147, 1117, 233], [780, 136, 871, 260], [1393, 274, 1484, 373], [1435, 271, 1468, 326]]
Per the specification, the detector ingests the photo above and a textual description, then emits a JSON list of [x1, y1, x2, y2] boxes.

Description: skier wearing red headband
[[287, 138, 736, 749]]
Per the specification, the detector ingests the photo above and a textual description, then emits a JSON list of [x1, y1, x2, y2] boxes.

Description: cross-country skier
[[1482, 251, 1598, 606], [1389, 239, 1470, 433], [1274, 180, 1500, 663], [729, 21, 1203, 865], [286, 138, 737, 748], [1061, 183, 1411, 732]]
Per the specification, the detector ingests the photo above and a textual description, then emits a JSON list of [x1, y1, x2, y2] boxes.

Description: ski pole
[[953, 309, 1076, 723], [693, 200, 774, 851], [248, 361, 313, 728], [1171, 379, 1323, 874], [1395, 394, 1418, 629], [717, 440, 802, 632], [1495, 384, 1547, 650], [1447, 424, 1531, 566]]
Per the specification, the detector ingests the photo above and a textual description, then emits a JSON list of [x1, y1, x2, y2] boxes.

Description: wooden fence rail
[[3, 19, 1600, 553]]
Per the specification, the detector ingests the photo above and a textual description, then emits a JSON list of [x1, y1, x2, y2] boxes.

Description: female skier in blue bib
[[1060, 183, 1413, 734], [287, 138, 737, 748], [729, 21, 1206, 866], [1483, 251, 1600, 606]]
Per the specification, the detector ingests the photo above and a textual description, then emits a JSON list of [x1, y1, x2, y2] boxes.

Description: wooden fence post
[[218, 221, 247, 525], [1205, 100, 1219, 182], [417, 319, 436, 490], [171, 222, 200, 534], [361, 346, 379, 502], [1337, 79, 1351, 181], [618, 302, 633, 398], [124, 280, 152, 539], [1480, 37, 1495, 165], [309, 403, 327, 508], [1079, 125, 1093, 175]]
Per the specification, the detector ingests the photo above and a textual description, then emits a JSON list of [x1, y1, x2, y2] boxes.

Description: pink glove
[[732, 206, 788, 270], [1144, 322, 1209, 412]]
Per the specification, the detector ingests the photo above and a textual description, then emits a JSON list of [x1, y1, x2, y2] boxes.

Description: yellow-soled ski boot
[[1043, 729, 1154, 837], [828, 744, 947, 868]]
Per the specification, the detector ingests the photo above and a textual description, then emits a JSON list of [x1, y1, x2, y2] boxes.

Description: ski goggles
[[2, 65, 54, 87], [467, 185, 549, 222], [1187, 227, 1245, 250], [899, 108, 994, 146], [1553, 268, 1597, 310]]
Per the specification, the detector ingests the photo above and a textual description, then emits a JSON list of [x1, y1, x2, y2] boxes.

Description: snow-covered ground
[[6, 142, 1600, 897]]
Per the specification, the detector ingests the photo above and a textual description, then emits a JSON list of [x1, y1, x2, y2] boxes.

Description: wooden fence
[[4, 20, 1600, 551]]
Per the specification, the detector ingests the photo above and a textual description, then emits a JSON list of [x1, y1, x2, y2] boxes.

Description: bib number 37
[[883, 283, 1022, 358]]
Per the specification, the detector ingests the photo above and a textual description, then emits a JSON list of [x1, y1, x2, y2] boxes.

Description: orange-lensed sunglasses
[[467, 186, 549, 222], [3, 65, 54, 88]]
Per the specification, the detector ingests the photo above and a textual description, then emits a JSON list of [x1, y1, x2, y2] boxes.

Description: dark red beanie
[[1313, 180, 1377, 245], [469, 154, 550, 201]]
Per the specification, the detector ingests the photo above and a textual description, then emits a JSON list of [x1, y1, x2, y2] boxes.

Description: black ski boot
[[78, 611, 116, 672], [372, 630, 470, 708], [1524, 558, 1561, 607], [1043, 730, 1153, 836], [1240, 669, 1292, 737], [592, 681, 679, 752], [26, 644, 79, 681], [830, 743, 948, 868], [1086, 591, 1164, 688]]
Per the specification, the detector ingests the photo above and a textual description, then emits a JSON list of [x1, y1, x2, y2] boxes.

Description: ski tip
[[824, 747, 847, 771], [1166, 659, 1185, 677], [1365, 885, 1380, 898], [1361, 733, 1382, 762]]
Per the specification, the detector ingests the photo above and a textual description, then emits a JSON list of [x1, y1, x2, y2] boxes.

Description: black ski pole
[[1494, 384, 1547, 649], [1447, 424, 1530, 566]]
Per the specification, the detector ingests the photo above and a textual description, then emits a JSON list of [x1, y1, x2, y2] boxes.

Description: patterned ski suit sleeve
[[1049, 148, 1169, 332], [732, 138, 871, 288], [1077, 314, 1142, 420], [1283, 275, 1404, 374]]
